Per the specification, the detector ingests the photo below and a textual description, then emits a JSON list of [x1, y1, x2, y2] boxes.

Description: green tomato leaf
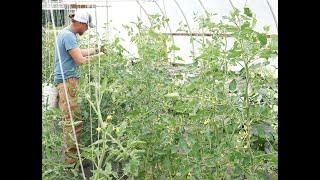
[[165, 92, 180, 98], [241, 21, 251, 30], [170, 44, 180, 51], [257, 33, 267, 46], [229, 79, 237, 92], [231, 8, 240, 17], [270, 35, 278, 50], [244, 7, 253, 17], [263, 25, 270, 32]]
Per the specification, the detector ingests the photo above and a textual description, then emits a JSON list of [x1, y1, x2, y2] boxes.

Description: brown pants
[[57, 78, 83, 164]]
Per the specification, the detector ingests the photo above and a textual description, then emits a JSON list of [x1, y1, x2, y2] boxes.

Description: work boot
[[78, 159, 96, 179]]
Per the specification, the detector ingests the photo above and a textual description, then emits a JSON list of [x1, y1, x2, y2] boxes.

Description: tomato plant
[[42, 7, 278, 179]]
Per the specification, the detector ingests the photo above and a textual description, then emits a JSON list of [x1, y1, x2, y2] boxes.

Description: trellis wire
[[47, 0, 86, 179]]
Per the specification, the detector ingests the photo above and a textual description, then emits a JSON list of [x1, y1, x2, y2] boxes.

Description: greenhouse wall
[[55, 0, 278, 63]]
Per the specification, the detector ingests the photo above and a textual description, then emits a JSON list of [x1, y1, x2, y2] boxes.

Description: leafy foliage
[[43, 8, 278, 179]]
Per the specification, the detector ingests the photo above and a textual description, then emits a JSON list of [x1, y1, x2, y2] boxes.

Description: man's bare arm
[[80, 48, 98, 57], [68, 48, 94, 64]]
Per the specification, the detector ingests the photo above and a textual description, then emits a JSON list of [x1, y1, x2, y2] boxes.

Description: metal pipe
[[135, 0, 152, 25], [265, 0, 278, 32], [163, 32, 273, 38], [197, 0, 209, 15], [172, 0, 195, 60]]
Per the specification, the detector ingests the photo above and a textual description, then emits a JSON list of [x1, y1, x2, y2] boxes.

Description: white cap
[[73, 9, 96, 28]]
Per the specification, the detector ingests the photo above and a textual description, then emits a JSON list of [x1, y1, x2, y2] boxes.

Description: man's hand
[[95, 44, 107, 54], [100, 45, 107, 54]]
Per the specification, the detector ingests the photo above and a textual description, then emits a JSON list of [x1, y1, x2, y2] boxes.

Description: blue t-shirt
[[54, 27, 80, 84]]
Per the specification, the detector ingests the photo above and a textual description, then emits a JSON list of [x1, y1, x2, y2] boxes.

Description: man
[[53, 9, 104, 167]]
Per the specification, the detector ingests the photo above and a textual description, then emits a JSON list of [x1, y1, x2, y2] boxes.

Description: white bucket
[[42, 83, 58, 109]]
